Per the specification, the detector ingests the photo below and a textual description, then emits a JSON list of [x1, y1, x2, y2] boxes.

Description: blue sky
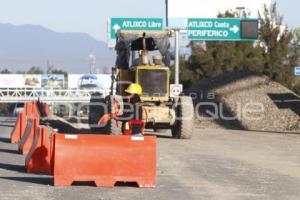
[[276, 0, 299, 28], [0, 0, 297, 41]]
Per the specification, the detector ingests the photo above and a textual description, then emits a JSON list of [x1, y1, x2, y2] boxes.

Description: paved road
[[0, 117, 300, 200]]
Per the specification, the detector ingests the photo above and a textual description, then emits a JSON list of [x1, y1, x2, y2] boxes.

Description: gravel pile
[[188, 70, 300, 133]]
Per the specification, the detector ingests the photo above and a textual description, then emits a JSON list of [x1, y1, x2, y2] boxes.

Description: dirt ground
[[0, 117, 300, 200]]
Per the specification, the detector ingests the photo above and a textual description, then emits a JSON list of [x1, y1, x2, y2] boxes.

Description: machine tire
[[154, 129, 167, 133], [172, 96, 194, 139], [106, 95, 123, 135]]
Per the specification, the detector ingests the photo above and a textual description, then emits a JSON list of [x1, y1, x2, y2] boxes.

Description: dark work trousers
[[118, 95, 143, 135]]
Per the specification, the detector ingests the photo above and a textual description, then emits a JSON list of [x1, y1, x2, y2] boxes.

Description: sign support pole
[[165, 0, 169, 27], [175, 29, 180, 85]]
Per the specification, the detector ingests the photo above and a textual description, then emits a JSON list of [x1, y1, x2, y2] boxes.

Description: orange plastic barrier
[[42, 103, 51, 117], [11, 101, 42, 143], [30, 101, 40, 118], [25, 102, 33, 116], [25, 126, 53, 174], [53, 134, 156, 187], [18, 117, 39, 155], [10, 102, 30, 143], [10, 112, 26, 143], [24, 101, 39, 118]]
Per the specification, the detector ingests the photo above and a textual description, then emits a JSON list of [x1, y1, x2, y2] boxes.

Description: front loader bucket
[[53, 134, 156, 188]]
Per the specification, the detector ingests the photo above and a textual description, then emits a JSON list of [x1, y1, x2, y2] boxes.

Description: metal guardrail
[[0, 88, 110, 103]]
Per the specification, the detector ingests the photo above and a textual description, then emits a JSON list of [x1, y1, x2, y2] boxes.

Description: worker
[[133, 50, 143, 66], [153, 55, 164, 66], [133, 50, 150, 66], [98, 83, 144, 136]]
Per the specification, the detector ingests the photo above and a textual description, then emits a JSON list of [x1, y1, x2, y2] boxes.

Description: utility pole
[[174, 28, 180, 84], [165, 0, 169, 27], [165, 0, 180, 85]]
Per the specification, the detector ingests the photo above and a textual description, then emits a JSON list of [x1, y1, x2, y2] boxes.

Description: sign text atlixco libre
[[188, 18, 257, 41], [110, 18, 163, 39]]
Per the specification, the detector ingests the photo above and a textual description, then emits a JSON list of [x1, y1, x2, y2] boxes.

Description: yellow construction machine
[[90, 30, 194, 139]]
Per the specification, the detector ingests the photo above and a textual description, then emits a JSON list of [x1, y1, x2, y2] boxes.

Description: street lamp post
[[236, 6, 246, 18], [174, 29, 180, 85], [165, 0, 180, 85]]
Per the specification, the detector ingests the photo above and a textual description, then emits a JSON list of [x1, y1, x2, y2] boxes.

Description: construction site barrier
[[10, 101, 43, 143], [53, 134, 156, 187], [23, 101, 40, 118], [25, 102, 34, 117], [42, 103, 51, 117], [10, 102, 30, 143], [10, 112, 26, 143], [36, 101, 51, 117], [31, 101, 40, 118], [18, 117, 39, 155], [25, 126, 53, 175]]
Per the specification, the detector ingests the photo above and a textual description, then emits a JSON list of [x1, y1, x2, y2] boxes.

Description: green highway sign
[[110, 18, 163, 39], [187, 18, 258, 41]]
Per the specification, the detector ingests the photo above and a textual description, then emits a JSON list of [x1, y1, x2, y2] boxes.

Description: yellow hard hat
[[125, 83, 143, 95]]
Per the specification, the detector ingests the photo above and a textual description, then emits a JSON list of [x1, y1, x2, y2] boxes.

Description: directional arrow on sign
[[110, 18, 163, 40], [113, 24, 121, 33], [230, 25, 239, 33], [187, 18, 258, 41]]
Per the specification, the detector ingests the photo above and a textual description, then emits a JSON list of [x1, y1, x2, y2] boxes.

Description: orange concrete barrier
[[39, 102, 51, 117], [18, 117, 39, 155], [11, 101, 41, 143], [25, 102, 33, 116], [10, 102, 30, 143], [44, 103, 51, 117], [25, 101, 39, 118], [10, 112, 26, 143], [53, 134, 156, 187], [30, 101, 40, 118], [25, 126, 53, 174], [23, 102, 29, 115]]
